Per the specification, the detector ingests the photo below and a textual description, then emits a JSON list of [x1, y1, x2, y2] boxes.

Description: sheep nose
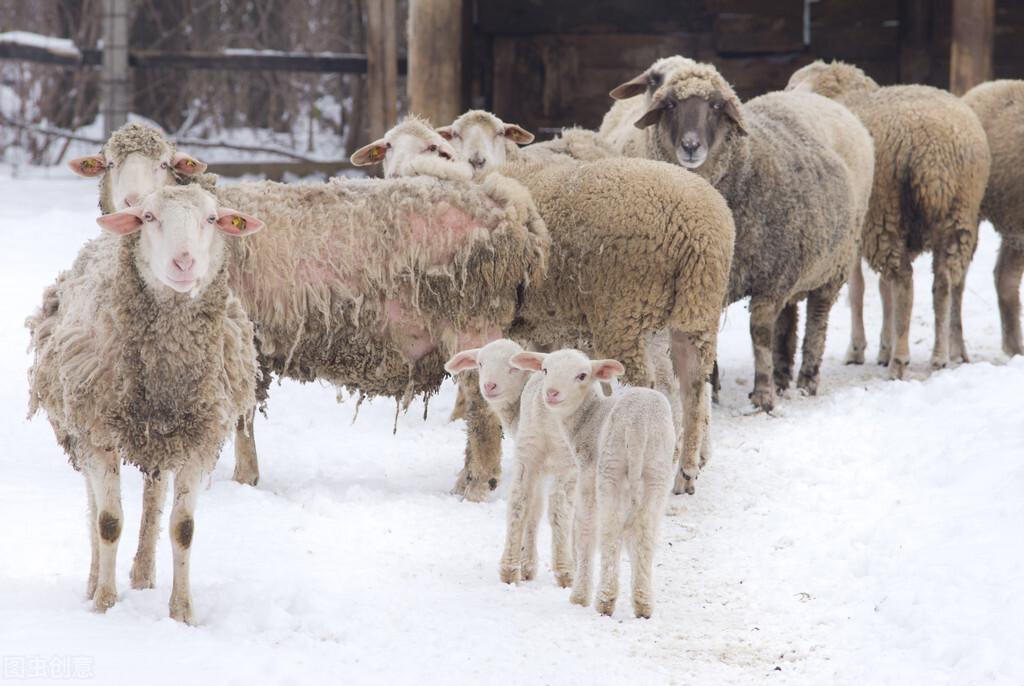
[[680, 134, 701, 155], [173, 254, 194, 273], [483, 382, 497, 394], [545, 389, 560, 402], [469, 156, 485, 169], [124, 193, 140, 207]]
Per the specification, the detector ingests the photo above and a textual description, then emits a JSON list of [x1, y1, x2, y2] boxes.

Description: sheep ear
[[436, 126, 455, 141], [444, 349, 480, 375], [351, 139, 388, 166], [69, 154, 106, 177], [216, 208, 264, 236], [723, 99, 748, 136], [634, 100, 668, 129], [510, 352, 546, 372], [609, 72, 649, 100], [591, 359, 625, 381], [96, 207, 145, 235], [172, 152, 207, 176], [502, 124, 534, 145]]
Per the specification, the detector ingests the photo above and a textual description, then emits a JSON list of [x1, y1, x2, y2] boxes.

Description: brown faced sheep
[[787, 60, 991, 378], [603, 59, 873, 411], [963, 80, 1024, 357]]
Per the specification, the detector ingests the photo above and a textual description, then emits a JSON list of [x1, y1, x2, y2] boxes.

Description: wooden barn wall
[[471, 0, 1021, 135]]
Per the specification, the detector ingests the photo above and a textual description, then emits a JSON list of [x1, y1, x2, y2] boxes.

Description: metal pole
[[101, 0, 130, 137]]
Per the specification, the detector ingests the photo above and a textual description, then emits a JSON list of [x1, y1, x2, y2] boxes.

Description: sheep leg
[[520, 474, 545, 582], [499, 459, 534, 583], [949, 273, 970, 363], [595, 467, 626, 617], [878, 277, 894, 365], [670, 331, 712, 495], [84, 476, 98, 600], [629, 491, 666, 619], [232, 410, 259, 486], [889, 265, 915, 380], [448, 385, 468, 422], [168, 463, 202, 625], [549, 466, 576, 588], [451, 371, 503, 501], [995, 238, 1024, 357], [646, 332, 682, 471], [84, 451, 122, 613], [748, 298, 780, 411], [569, 462, 597, 608], [772, 303, 799, 392], [845, 255, 867, 365], [930, 246, 953, 370], [798, 282, 842, 395], [129, 472, 168, 590]]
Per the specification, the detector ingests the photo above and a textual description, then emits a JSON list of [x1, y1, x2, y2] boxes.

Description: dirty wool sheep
[[26, 185, 263, 624], [446, 340, 576, 587], [788, 60, 990, 378], [605, 58, 873, 411], [963, 79, 1024, 357], [512, 349, 675, 619]]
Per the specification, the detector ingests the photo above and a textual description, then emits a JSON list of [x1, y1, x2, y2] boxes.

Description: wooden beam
[[950, 0, 994, 95], [408, 0, 464, 127], [899, 0, 932, 84], [101, 0, 130, 137], [366, 0, 399, 141]]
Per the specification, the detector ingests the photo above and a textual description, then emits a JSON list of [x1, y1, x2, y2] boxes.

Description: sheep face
[[350, 119, 459, 178], [96, 186, 263, 297], [445, 339, 530, 410], [510, 349, 624, 417], [69, 149, 207, 211], [437, 111, 533, 173], [634, 91, 746, 171]]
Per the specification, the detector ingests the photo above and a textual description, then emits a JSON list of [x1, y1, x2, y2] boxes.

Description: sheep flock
[[26, 55, 1017, 625]]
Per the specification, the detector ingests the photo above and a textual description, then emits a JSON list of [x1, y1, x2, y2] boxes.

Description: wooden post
[[899, 0, 931, 84], [365, 0, 398, 142], [408, 0, 463, 127], [101, 0, 129, 137], [950, 0, 994, 95]]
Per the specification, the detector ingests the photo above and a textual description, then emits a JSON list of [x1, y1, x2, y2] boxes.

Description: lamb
[[26, 185, 264, 624], [603, 58, 874, 410], [787, 60, 990, 377], [67, 122, 210, 214], [510, 349, 675, 619], [350, 114, 473, 181], [962, 80, 1024, 357], [446, 340, 576, 587]]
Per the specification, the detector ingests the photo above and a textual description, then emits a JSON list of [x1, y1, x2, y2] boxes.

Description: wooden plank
[[899, 0, 932, 84], [950, 0, 994, 95], [810, 0, 897, 25], [714, 8, 804, 54], [811, 25, 901, 60], [408, 0, 464, 126], [366, 0, 399, 139], [476, 0, 712, 35]]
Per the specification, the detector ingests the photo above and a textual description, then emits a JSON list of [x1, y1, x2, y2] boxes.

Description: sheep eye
[[160, 161, 169, 169], [106, 161, 115, 169], [711, 102, 723, 112], [143, 212, 155, 222], [575, 373, 587, 382], [439, 150, 452, 160], [428, 144, 438, 152], [542, 369, 547, 375], [206, 215, 216, 224]]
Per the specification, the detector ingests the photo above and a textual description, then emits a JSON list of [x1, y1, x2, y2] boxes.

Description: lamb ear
[[436, 126, 455, 141], [171, 152, 207, 176], [444, 349, 480, 375], [609, 72, 649, 100], [723, 99, 748, 136], [350, 139, 388, 166], [634, 100, 668, 129], [502, 124, 534, 145], [510, 352, 546, 372], [96, 207, 145, 235], [591, 359, 625, 381], [216, 208, 264, 236], [69, 154, 107, 177]]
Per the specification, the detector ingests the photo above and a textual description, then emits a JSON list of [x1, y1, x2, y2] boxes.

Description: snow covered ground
[[1, 170, 1021, 685]]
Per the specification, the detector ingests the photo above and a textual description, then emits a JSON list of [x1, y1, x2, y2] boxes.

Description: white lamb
[[511, 349, 674, 618], [350, 114, 472, 181], [445, 339, 575, 587]]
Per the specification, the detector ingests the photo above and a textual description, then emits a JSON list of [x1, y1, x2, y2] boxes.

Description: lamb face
[[96, 186, 263, 296], [445, 338, 530, 412], [438, 110, 533, 173], [350, 117, 460, 177], [511, 349, 624, 417]]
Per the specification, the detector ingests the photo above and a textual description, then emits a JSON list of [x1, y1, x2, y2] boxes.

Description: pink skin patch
[[407, 205, 487, 266], [385, 299, 436, 361]]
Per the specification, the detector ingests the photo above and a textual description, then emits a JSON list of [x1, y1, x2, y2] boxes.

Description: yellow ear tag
[[187, 159, 196, 168], [369, 146, 382, 160], [232, 216, 246, 230], [82, 159, 94, 171]]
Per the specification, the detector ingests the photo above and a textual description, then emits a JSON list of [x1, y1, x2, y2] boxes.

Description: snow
[[0, 31, 80, 56], [0, 173, 1021, 685]]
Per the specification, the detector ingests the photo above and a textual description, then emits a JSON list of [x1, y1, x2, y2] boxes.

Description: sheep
[[787, 60, 991, 378], [436, 110, 615, 175], [67, 122, 209, 214], [962, 80, 1024, 357], [350, 114, 473, 181], [446, 339, 576, 587], [26, 184, 264, 624], [510, 349, 675, 619], [603, 59, 874, 410]]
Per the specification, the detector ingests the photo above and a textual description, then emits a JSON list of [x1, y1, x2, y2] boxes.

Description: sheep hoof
[[888, 359, 908, 380], [499, 565, 521, 584], [129, 561, 155, 590], [92, 587, 117, 613], [748, 387, 775, 413], [569, 588, 590, 607], [673, 470, 696, 495], [596, 598, 616, 616], [796, 374, 818, 396], [633, 601, 652, 619], [930, 355, 949, 370], [844, 347, 865, 365], [232, 465, 259, 487], [521, 562, 537, 581], [877, 347, 892, 366], [169, 597, 196, 626], [451, 469, 494, 502], [555, 572, 573, 588]]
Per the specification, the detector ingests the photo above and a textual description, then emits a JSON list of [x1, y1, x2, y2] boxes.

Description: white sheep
[[26, 184, 264, 624], [511, 349, 675, 619], [446, 339, 576, 587], [350, 114, 472, 181]]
